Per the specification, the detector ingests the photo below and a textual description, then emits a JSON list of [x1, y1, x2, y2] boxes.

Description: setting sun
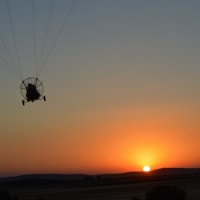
[[143, 166, 151, 172]]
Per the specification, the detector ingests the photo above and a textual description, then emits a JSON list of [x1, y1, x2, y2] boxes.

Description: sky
[[0, 0, 200, 177]]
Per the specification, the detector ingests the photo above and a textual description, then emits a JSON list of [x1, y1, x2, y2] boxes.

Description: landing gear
[[22, 100, 25, 106], [43, 96, 46, 101]]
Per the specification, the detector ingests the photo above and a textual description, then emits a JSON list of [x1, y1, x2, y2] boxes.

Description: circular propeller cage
[[20, 77, 44, 100]]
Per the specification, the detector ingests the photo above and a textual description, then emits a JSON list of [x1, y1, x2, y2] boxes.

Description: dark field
[[0, 175, 200, 200]]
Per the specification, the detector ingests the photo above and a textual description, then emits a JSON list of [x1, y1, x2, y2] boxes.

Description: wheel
[[20, 77, 44, 100], [43, 96, 46, 101], [22, 100, 25, 106]]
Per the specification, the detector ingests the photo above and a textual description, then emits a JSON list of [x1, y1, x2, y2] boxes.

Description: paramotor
[[20, 77, 46, 106], [0, 0, 94, 105]]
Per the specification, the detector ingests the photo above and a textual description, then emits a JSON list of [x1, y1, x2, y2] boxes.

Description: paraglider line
[[31, 0, 38, 78], [5, 0, 23, 80], [37, 0, 81, 77], [37, 0, 55, 78]]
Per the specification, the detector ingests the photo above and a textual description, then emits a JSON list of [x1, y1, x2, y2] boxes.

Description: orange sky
[[1, 102, 200, 176]]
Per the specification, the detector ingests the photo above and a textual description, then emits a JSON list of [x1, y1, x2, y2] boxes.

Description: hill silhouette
[[0, 168, 200, 183]]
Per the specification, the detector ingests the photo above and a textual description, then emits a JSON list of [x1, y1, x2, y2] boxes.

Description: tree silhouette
[[145, 185, 186, 200]]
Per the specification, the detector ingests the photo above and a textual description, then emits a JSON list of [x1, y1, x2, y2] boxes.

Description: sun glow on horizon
[[143, 166, 151, 172]]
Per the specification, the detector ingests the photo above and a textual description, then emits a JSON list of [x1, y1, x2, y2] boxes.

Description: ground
[[0, 175, 200, 200]]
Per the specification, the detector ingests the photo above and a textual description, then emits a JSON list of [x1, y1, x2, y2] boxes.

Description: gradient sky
[[0, 0, 200, 177]]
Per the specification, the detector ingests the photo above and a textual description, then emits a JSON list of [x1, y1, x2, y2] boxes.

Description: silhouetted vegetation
[[145, 185, 187, 200]]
